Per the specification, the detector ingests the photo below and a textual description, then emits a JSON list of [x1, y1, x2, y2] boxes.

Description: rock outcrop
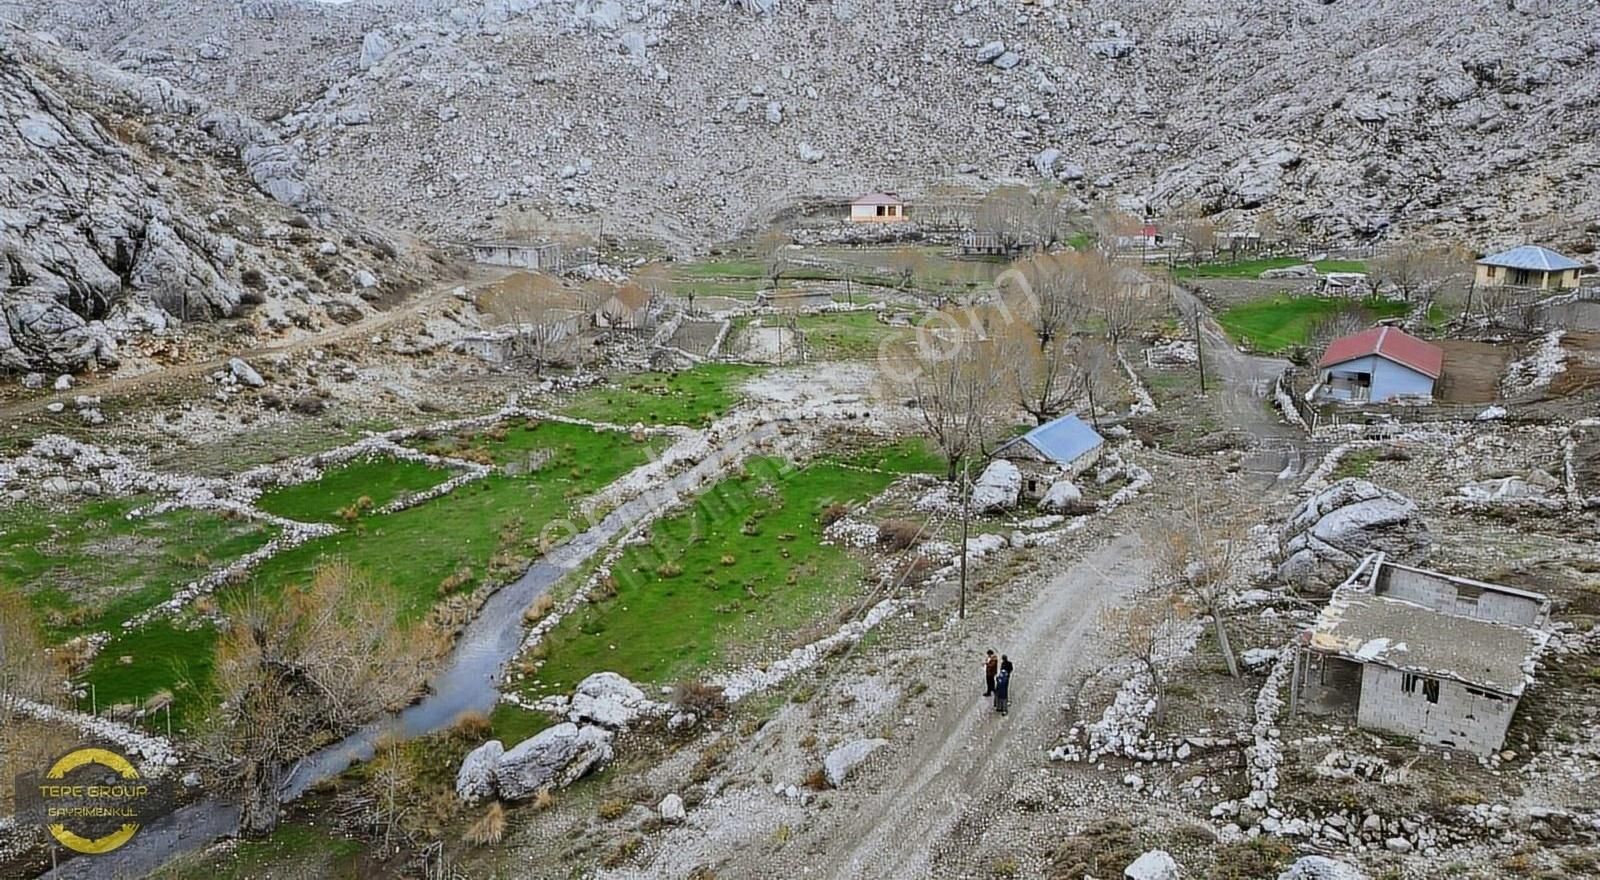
[[567, 671, 666, 730], [1278, 479, 1430, 591], [1277, 856, 1369, 880], [1124, 850, 1180, 880], [972, 460, 1022, 512]]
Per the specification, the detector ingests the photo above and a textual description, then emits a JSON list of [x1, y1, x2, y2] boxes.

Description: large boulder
[[1278, 479, 1429, 591], [454, 739, 503, 805], [1277, 856, 1369, 880], [568, 671, 659, 730], [1260, 263, 1318, 279], [494, 723, 614, 801], [824, 738, 888, 787], [1124, 850, 1180, 880], [1039, 480, 1083, 512], [971, 460, 1022, 512]]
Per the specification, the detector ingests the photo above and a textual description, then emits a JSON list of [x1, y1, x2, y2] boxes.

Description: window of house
[[1486, 266, 1498, 278], [1423, 678, 1440, 704], [1402, 673, 1420, 694], [876, 205, 887, 217]]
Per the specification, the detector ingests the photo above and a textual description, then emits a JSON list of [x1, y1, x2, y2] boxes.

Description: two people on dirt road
[[983, 650, 1013, 716]]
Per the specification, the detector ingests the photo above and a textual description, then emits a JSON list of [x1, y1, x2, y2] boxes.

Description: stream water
[[42, 425, 775, 879]]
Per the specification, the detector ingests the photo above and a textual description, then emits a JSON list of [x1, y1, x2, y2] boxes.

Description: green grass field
[[0, 498, 276, 642], [560, 364, 759, 427], [255, 457, 452, 524], [522, 454, 920, 697], [77, 422, 666, 723], [150, 822, 364, 880], [1216, 295, 1409, 353], [1173, 257, 1369, 280], [793, 311, 904, 360]]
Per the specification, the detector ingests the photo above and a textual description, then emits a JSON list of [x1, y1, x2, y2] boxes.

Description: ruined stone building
[[1291, 554, 1549, 756]]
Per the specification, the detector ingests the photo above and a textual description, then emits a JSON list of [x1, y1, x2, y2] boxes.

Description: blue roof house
[[993, 413, 1106, 499], [1475, 245, 1584, 291]]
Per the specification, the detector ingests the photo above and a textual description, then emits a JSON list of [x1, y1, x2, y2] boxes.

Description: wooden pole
[[1194, 310, 1208, 394], [959, 459, 971, 620]]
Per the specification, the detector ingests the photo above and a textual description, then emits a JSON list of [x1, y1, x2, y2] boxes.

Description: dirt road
[[0, 265, 506, 423], [717, 531, 1152, 878]]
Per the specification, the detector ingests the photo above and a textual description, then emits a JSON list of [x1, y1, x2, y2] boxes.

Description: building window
[[1402, 673, 1419, 694], [1486, 266, 1498, 279], [1423, 678, 1440, 704]]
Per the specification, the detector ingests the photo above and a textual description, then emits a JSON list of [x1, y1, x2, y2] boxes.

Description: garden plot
[[255, 455, 454, 523], [512, 453, 930, 703], [1216, 295, 1409, 354], [559, 364, 760, 428], [0, 497, 276, 643]]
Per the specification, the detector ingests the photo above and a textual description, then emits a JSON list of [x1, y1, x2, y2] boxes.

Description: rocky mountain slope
[[6, 0, 1598, 253], [0, 25, 428, 373]]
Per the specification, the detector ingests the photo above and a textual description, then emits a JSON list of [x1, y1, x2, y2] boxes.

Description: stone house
[[848, 192, 907, 224], [1474, 245, 1583, 291], [992, 413, 1105, 501], [1316, 326, 1442, 404], [1291, 554, 1550, 757], [471, 240, 563, 271]]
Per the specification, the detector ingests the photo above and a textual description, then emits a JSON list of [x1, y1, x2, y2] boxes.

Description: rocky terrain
[[2, 0, 1598, 254], [1, 24, 434, 373]]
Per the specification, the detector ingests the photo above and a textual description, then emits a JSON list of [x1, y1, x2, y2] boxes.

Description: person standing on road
[[984, 649, 999, 696], [993, 665, 1011, 716], [1000, 654, 1013, 676]]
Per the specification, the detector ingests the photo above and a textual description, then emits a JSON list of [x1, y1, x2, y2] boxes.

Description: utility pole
[[1194, 309, 1208, 394], [958, 459, 971, 620]]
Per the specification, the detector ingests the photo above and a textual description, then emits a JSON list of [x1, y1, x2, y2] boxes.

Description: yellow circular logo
[[40, 747, 146, 855]]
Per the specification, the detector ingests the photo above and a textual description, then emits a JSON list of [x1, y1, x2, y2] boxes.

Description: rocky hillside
[[6, 0, 1600, 253], [0, 25, 429, 374]]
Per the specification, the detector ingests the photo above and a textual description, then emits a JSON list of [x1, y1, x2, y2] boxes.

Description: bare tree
[[760, 228, 792, 295], [1370, 238, 1470, 313], [196, 563, 432, 835], [1096, 266, 1157, 347], [479, 273, 578, 374], [1148, 493, 1254, 679], [992, 252, 1120, 424], [1101, 589, 1192, 728], [1090, 205, 1141, 260], [891, 321, 1006, 481]]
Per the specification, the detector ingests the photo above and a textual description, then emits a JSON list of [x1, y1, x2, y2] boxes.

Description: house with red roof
[[1317, 326, 1443, 403]]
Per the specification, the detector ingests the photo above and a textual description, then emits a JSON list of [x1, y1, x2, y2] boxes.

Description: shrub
[[601, 836, 640, 869], [532, 788, 555, 811], [451, 710, 493, 741], [894, 556, 935, 585], [598, 798, 628, 821], [1207, 838, 1293, 880], [438, 565, 475, 596], [802, 767, 829, 791], [876, 519, 923, 552], [1050, 818, 1141, 880], [523, 593, 556, 623], [720, 554, 737, 566], [466, 802, 506, 846], [674, 679, 728, 719], [820, 502, 849, 527], [656, 561, 684, 578]]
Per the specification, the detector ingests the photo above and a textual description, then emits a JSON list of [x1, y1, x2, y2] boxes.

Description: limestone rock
[[228, 357, 265, 388], [1124, 850, 1179, 880], [1039, 480, 1083, 512], [568, 671, 656, 730], [825, 738, 888, 787], [1260, 263, 1318, 279], [1278, 479, 1430, 590], [659, 793, 685, 824], [971, 460, 1022, 512], [359, 31, 393, 71], [455, 739, 503, 805], [495, 723, 615, 801]]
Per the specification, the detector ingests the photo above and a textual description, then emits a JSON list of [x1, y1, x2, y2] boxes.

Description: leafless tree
[[974, 185, 1058, 253], [1096, 267, 1157, 347], [890, 321, 1006, 481], [1100, 589, 1192, 728], [760, 228, 793, 294], [1090, 205, 1141, 260], [479, 273, 578, 374], [1148, 493, 1254, 679], [992, 252, 1119, 424], [1370, 238, 1470, 313], [195, 563, 432, 835]]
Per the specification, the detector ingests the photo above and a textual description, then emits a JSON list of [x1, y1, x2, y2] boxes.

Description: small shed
[[993, 413, 1105, 499], [1292, 554, 1549, 757], [1317, 326, 1442, 404], [1475, 245, 1582, 291], [849, 192, 907, 224]]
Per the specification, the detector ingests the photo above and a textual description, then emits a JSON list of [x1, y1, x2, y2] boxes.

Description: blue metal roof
[[996, 413, 1105, 467], [1477, 245, 1583, 272]]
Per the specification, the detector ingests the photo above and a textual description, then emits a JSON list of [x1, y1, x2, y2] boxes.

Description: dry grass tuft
[[466, 801, 507, 846]]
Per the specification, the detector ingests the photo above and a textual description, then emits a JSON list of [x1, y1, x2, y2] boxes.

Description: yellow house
[[1474, 245, 1583, 290], [849, 192, 907, 224]]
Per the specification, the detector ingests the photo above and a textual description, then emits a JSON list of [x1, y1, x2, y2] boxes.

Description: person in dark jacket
[[993, 667, 1010, 716], [1000, 655, 1013, 674], [984, 649, 999, 696]]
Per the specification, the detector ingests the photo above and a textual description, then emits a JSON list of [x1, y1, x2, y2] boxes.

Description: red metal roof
[[1318, 326, 1443, 379]]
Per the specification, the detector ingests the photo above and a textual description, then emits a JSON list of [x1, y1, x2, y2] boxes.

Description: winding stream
[[42, 424, 777, 879]]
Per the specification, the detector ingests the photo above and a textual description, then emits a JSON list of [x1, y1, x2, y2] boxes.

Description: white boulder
[[455, 739, 503, 805], [1277, 856, 1370, 880], [494, 723, 614, 801], [1039, 479, 1083, 512], [971, 460, 1022, 512], [228, 357, 265, 388], [1124, 849, 1179, 880], [824, 738, 888, 787], [568, 671, 659, 730], [659, 793, 685, 824]]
